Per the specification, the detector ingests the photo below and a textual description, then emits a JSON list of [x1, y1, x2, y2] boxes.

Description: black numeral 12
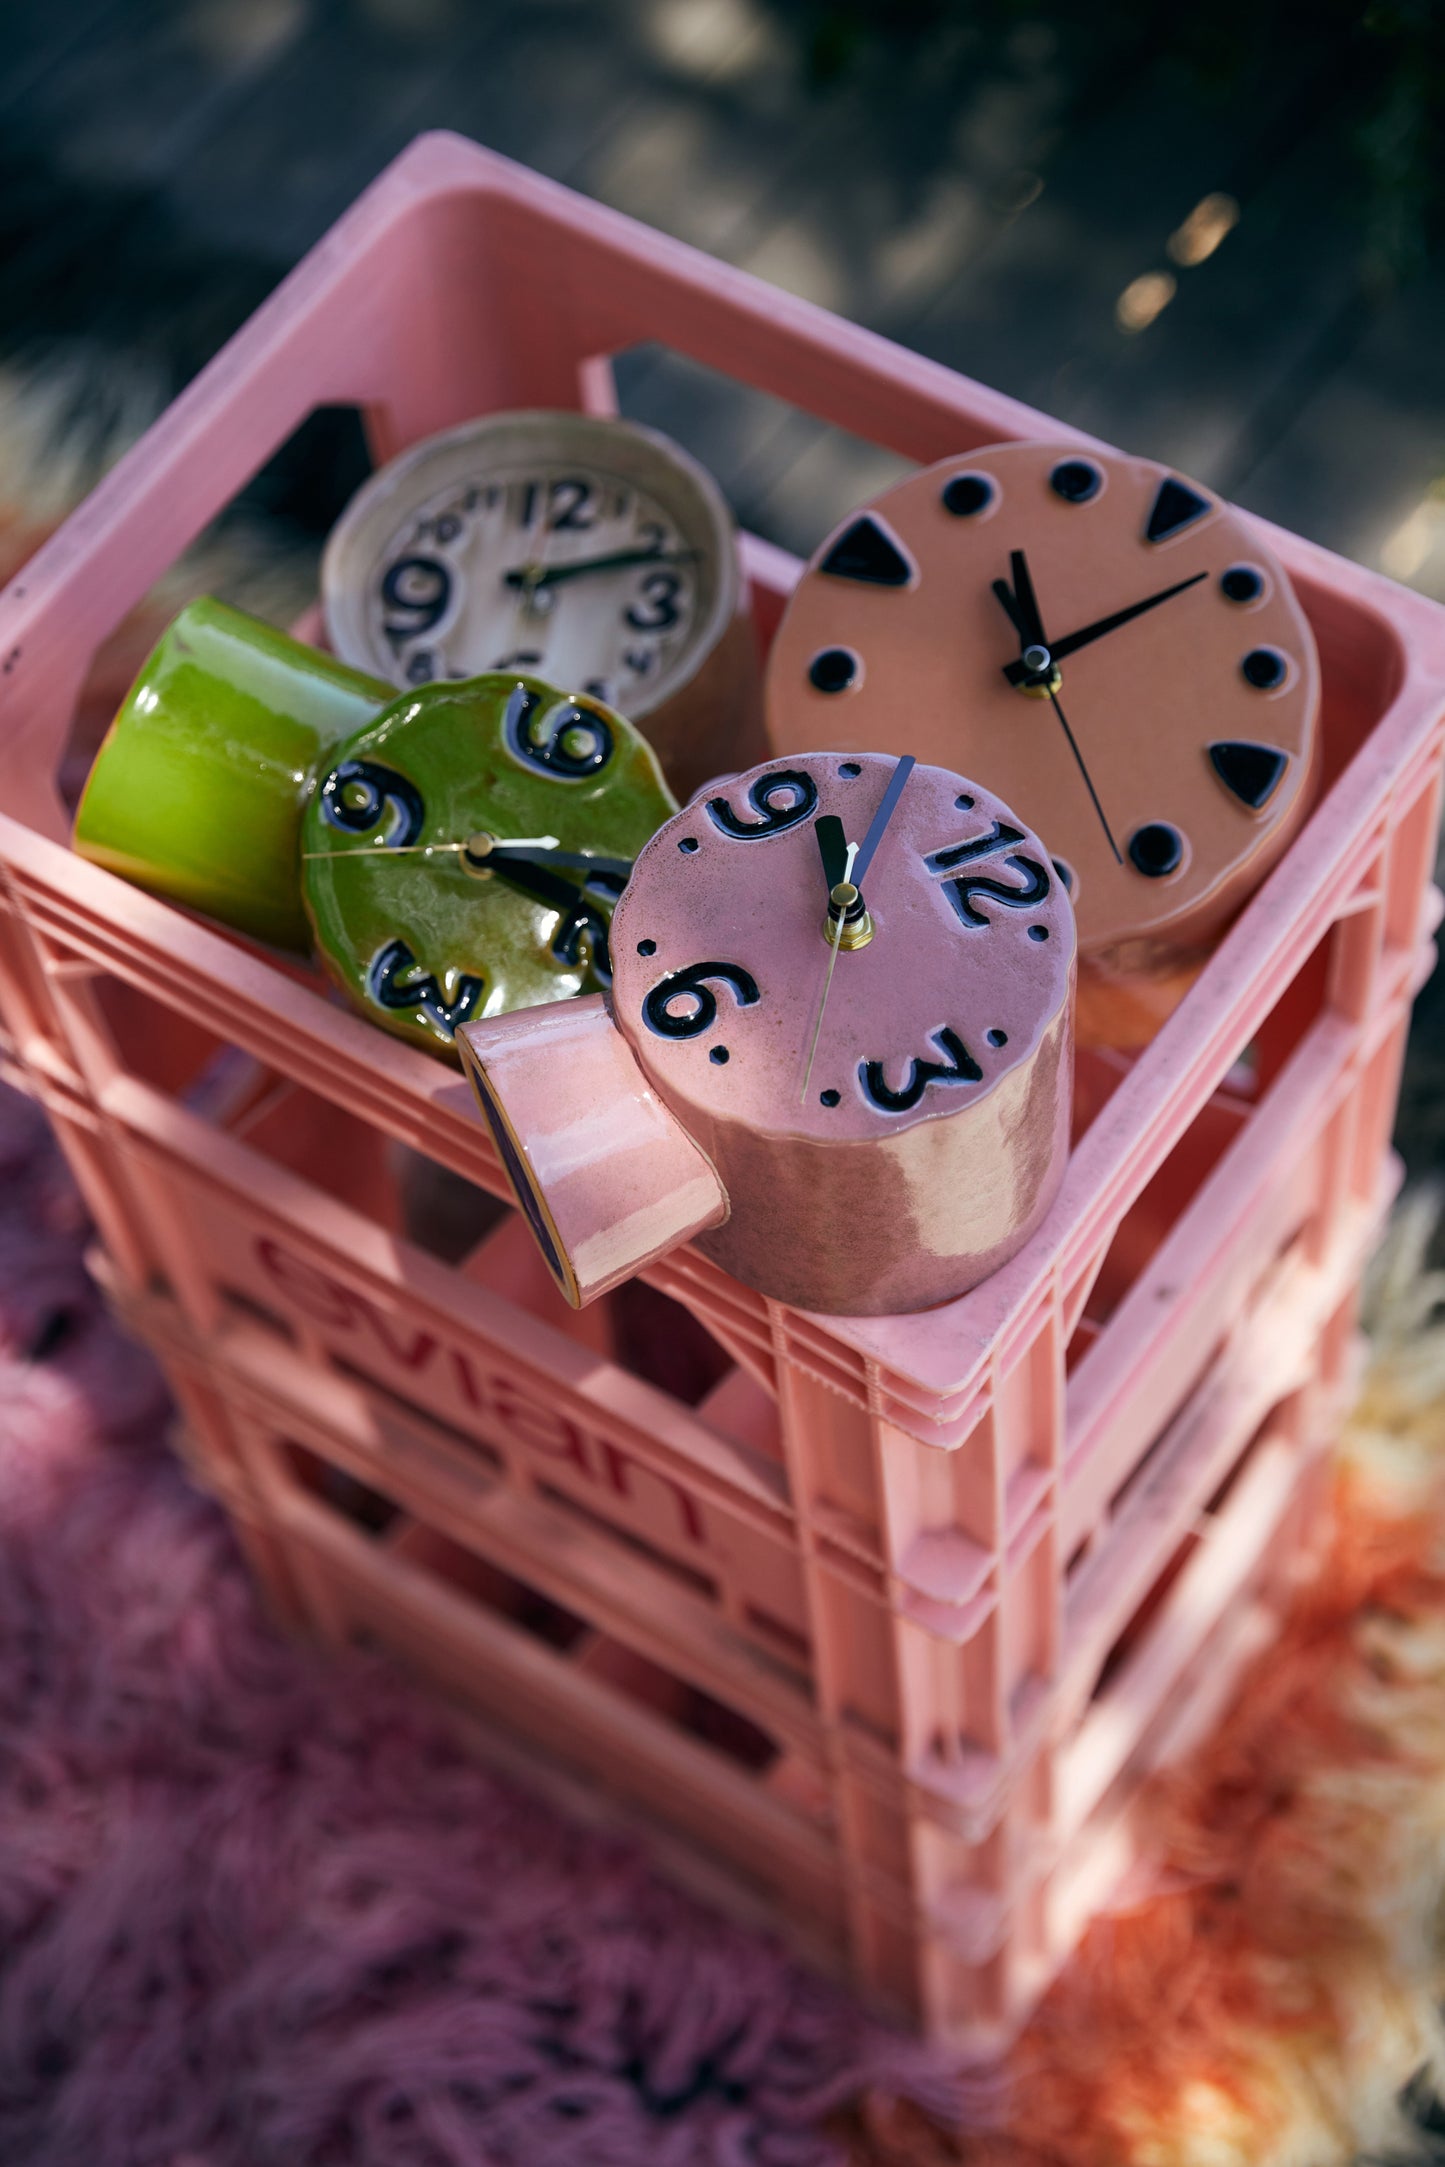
[[924, 820, 1050, 927]]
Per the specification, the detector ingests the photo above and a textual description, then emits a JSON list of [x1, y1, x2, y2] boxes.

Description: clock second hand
[[991, 554, 1123, 867], [799, 754, 918, 1105], [800, 840, 857, 1105]]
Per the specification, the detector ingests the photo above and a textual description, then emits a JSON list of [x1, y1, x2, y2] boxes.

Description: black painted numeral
[[705, 769, 818, 840], [860, 1027, 982, 1114], [369, 939, 484, 1039], [626, 569, 683, 631], [379, 556, 452, 649], [925, 820, 1051, 928], [504, 685, 614, 778], [486, 859, 623, 985], [642, 960, 760, 1040], [318, 759, 426, 848], [549, 477, 595, 531]]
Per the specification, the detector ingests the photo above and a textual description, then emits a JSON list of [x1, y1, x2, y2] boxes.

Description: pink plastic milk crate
[[2, 133, 1445, 2057]]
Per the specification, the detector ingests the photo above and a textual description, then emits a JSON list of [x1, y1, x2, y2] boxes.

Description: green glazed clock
[[300, 672, 678, 1056]]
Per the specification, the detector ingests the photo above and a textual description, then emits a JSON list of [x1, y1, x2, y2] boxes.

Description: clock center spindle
[[1019, 643, 1062, 699], [824, 879, 874, 950]]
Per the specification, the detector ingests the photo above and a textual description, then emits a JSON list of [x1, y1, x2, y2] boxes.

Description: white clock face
[[323, 414, 736, 720]]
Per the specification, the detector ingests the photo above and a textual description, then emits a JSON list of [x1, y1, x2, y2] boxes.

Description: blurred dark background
[[5, 0, 1445, 1153]]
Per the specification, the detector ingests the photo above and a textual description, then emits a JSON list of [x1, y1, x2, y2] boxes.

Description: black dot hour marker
[[637, 938, 657, 955], [1028, 925, 1050, 941], [809, 648, 858, 693], [820, 1089, 841, 1107], [1050, 459, 1102, 504], [1144, 475, 1211, 543], [1209, 741, 1288, 809], [819, 514, 913, 587], [1128, 822, 1184, 877], [1052, 858, 1075, 890], [955, 793, 975, 810], [1220, 565, 1264, 604], [987, 1028, 1008, 1047], [839, 762, 861, 778], [679, 837, 699, 853], [1241, 647, 1287, 690], [942, 473, 993, 516], [710, 1046, 729, 1064]]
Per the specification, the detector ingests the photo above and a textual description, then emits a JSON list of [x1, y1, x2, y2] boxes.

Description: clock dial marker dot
[[955, 793, 975, 810], [809, 647, 858, 693], [1221, 565, 1265, 604], [1127, 822, 1184, 878], [1144, 475, 1211, 542], [942, 473, 994, 516], [819, 1089, 841, 1107], [987, 1028, 1008, 1047], [1209, 740, 1288, 810], [839, 762, 862, 779], [637, 938, 657, 955], [1050, 459, 1103, 504], [819, 514, 913, 588], [1028, 925, 1050, 941], [1052, 857, 1075, 890], [1242, 647, 1288, 690], [679, 837, 699, 854], [710, 1046, 730, 1064]]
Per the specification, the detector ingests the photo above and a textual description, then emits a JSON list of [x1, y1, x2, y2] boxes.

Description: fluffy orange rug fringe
[[859, 1201, 1445, 2166]]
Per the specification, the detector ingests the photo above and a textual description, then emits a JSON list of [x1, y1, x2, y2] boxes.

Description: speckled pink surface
[[608, 754, 1075, 1313]]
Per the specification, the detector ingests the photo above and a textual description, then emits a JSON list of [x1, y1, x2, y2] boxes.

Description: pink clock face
[[609, 753, 1075, 1144]]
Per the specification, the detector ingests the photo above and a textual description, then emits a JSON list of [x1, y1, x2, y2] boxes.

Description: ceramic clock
[[457, 751, 1075, 1316], [300, 672, 677, 1058], [764, 441, 1321, 1037], [322, 410, 766, 804]]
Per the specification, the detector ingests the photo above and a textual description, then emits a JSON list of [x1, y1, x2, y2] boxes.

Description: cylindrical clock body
[[462, 754, 1075, 1317], [322, 410, 766, 805]]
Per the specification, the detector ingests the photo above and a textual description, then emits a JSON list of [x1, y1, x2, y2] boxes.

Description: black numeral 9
[[379, 556, 452, 649], [705, 770, 818, 841]]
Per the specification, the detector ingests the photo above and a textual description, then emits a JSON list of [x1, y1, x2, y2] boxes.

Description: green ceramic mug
[[74, 597, 391, 951]]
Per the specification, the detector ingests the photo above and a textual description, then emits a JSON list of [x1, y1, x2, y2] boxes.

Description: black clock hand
[[1046, 686, 1122, 864], [503, 548, 701, 590], [303, 835, 636, 882], [1002, 571, 1206, 686], [815, 812, 849, 893]]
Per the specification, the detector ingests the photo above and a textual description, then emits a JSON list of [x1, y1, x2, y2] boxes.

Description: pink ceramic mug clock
[[458, 752, 1075, 1316]]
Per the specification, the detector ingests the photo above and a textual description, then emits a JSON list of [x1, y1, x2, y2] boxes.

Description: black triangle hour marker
[[819, 515, 913, 587], [1145, 476, 1212, 543], [1208, 740, 1288, 810]]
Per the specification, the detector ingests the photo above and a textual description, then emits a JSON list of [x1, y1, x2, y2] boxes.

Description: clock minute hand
[[1002, 570, 1206, 686], [502, 548, 701, 590]]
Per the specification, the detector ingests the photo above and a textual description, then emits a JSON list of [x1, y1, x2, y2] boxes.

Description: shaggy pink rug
[[0, 1079, 962, 2167]]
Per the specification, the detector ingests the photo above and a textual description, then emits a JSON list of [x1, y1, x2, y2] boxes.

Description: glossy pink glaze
[[456, 996, 726, 1306], [607, 753, 1075, 1312]]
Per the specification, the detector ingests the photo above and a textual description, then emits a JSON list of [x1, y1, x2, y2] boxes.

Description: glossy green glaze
[[74, 598, 391, 951], [300, 673, 678, 1057]]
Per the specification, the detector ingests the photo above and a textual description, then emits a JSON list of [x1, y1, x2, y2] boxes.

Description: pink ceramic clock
[[765, 442, 1322, 1042], [458, 752, 1075, 1316]]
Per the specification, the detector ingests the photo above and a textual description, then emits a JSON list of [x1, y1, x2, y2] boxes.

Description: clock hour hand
[[815, 812, 849, 893], [463, 834, 635, 882], [1002, 570, 1206, 686], [502, 548, 701, 590]]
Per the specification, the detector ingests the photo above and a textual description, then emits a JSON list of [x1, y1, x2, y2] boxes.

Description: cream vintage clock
[[764, 442, 1322, 1042], [457, 752, 1075, 1316], [322, 411, 765, 804]]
